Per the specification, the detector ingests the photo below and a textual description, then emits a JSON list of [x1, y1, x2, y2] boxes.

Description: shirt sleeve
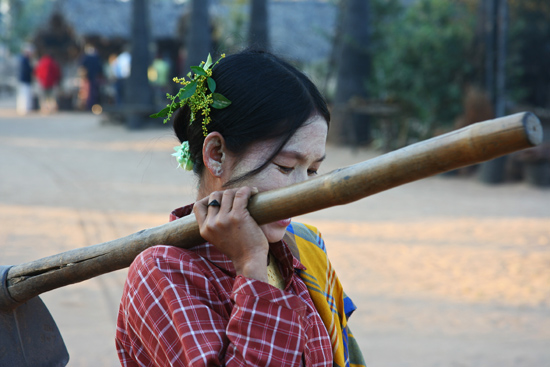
[[116, 246, 310, 367]]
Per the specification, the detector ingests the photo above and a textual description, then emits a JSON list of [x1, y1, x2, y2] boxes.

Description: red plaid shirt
[[116, 205, 333, 366]]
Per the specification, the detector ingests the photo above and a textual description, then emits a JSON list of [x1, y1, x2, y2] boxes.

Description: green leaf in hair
[[190, 66, 207, 76], [211, 93, 231, 109], [207, 77, 216, 93], [150, 53, 231, 170], [179, 81, 197, 100]]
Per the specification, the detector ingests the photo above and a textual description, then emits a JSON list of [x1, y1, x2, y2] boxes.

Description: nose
[[291, 169, 308, 185]]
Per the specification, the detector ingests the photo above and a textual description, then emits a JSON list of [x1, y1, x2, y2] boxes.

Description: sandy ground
[[0, 102, 549, 366]]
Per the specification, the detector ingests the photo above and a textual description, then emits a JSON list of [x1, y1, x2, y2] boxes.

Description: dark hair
[[173, 49, 330, 185]]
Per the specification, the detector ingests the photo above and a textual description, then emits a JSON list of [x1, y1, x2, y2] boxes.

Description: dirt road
[[1, 106, 548, 366]]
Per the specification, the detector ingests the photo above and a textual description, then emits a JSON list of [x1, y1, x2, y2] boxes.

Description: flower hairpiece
[[151, 53, 232, 170], [150, 53, 231, 134], [172, 141, 194, 171]]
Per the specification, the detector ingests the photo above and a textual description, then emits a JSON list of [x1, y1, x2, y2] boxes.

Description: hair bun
[[172, 107, 191, 143]]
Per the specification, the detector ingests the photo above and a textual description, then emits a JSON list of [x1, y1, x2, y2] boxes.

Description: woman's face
[[225, 115, 328, 243]]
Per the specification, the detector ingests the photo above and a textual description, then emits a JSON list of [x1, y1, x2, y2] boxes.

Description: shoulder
[[286, 221, 327, 254], [126, 245, 232, 302], [128, 245, 215, 285], [134, 244, 213, 270], [134, 244, 193, 265]]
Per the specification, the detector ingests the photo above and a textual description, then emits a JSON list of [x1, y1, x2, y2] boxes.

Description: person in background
[[35, 52, 61, 114], [80, 44, 103, 110], [113, 48, 131, 105], [16, 44, 34, 115], [148, 53, 170, 106], [103, 53, 119, 105]]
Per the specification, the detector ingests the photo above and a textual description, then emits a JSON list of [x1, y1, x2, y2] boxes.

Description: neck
[[196, 173, 223, 200]]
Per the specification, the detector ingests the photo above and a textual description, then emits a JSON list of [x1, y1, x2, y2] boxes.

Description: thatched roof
[[50, 0, 336, 62], [57, 0, 186, 40], [270, 1, 336, 62]]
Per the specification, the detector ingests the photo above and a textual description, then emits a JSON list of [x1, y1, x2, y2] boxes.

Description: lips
[[276, 218, 292, 227]]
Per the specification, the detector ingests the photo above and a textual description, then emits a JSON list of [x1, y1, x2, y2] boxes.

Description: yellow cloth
[[284, 223, 366, 367], [267, 253, 285, 290]]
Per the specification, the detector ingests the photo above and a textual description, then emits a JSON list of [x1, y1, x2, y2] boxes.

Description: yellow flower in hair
[[151, 53, 231, 170], [150, 53, 231, 135]]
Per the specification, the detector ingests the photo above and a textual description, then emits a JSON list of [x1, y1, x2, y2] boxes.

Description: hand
[[194, 186, 269, 282]]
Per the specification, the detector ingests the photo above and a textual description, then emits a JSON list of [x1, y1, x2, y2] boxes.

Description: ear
[[202, 132, 227, 177]]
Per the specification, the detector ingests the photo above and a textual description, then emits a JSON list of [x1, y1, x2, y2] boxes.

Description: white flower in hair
[[172, 141, 194, 171]]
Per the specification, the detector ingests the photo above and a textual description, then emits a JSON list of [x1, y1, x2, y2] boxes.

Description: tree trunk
[[484, 0, 496, 105], [185, 0, 212, 71], [495, 0, 508, 118], [331, 0, 371, 146], [248, 0, 269, 51], [479, 0, 508, 184], [127, 0, 153, 129]]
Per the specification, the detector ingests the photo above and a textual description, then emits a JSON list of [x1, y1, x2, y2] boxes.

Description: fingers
[[232, 186, 254, 214], [194, 186, 257, 222], [215, 189, 231, 215], [208, 191, 223, 214], [193, 195, 210, 224], [193, 187, 268, 272]]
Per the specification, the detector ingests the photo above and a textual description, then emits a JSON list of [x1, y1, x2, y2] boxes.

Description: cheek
[[246, 168, 289, 192], [260, 223, 288, 243]]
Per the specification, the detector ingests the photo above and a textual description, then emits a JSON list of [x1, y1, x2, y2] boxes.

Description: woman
[[116, 50, 365, 367]]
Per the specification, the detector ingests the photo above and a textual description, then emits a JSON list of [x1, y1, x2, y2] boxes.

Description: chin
[[261, 221, 291, 244]]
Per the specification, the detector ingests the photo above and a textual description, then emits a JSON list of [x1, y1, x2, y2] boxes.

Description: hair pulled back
[[173, 49, 330, 184]]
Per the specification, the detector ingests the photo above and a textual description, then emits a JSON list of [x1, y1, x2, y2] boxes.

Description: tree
[[33, 12, 79, 64], [477, 0, 509, 184], [127, 0, 153, 129], [1, 0, 54, 52], [185, 0, 212, 71], [471, 0, 550, 109], [248, 0, 269, 51], [216, 0, 248, 54], [508, 0, 550, 108], [370, 0, 475, 139], [331, 0, 371, 145]]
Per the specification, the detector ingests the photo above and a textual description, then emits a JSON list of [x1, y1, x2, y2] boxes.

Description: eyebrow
[[278, 150, 326, 163]]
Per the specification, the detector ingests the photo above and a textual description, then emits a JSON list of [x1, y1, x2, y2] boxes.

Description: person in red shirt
[[116, 50, 365, 367], [35, 53, 61, 113]]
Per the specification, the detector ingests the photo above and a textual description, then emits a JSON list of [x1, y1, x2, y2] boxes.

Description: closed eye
[[308, 169, 318, 176], [276, 164, 294, 174]]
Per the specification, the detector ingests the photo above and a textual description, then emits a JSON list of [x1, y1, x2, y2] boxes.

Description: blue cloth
[[19, 55, 32, 84], [81, 53, 103, 81], [284, 222, 366, 367]]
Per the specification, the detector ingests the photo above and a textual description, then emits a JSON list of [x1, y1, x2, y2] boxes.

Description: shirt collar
[[170, 204, 306, 278]]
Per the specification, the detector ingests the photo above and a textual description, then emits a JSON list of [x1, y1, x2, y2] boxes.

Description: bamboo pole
[[1, 112, 542, 309]]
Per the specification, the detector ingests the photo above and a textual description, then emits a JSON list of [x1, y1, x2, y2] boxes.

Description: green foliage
[[151, 54, 231, 138], [216, 0, 248, 53], [370, 0, 404, 53], [507, 0, 550, 107], [1, 0, 54, 52], [370, 0, 475, 133]]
